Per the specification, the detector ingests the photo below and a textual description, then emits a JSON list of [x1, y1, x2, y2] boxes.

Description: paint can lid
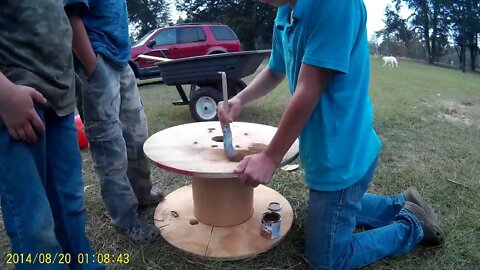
[[267, 202, 282, 212]]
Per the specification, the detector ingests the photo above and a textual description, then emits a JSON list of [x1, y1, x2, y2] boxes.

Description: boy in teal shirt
[[219, 0, 445, 268]]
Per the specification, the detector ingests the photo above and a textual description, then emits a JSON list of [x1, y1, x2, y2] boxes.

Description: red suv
[[130, 23, 242, 79]]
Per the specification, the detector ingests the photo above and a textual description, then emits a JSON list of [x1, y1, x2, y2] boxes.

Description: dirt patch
[[440, 113, 472, 126], [439, 101, 475, 127], [460, 101, 473, 106]]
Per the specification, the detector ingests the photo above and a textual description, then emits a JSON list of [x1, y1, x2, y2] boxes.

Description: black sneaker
[[138, 190, 164, 208], [403, 201, 445, 246], [117, 219, 160, 244]]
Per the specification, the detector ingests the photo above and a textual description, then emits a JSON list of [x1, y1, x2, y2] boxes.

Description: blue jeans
[[305, 159, 424, 269], [78, 54, 152, 230], [0, 110, 104, 270]]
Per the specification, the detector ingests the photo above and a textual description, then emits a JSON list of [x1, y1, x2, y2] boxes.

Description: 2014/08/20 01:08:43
[[5, 252, 130, 265]]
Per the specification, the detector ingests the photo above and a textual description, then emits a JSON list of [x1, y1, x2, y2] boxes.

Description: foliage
[[380, 0, 479, 71], [388, 0, 450, 63], [176, 0, 277, 50], [127, 0, 172, 38], [377, 5, 414, 45], [447, 0, 480, 71]]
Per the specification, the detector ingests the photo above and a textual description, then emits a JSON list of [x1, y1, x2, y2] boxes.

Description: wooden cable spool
[[144, 121, 299, 259]]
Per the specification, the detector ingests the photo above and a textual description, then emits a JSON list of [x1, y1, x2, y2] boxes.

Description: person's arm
[[218, 24, 287, 126], [218, 67, 285, 125], [0, 72, 46, 143], [235, 65, 332, 186], [264, 65, 332, 164], [234, 67, 285, 107], [65, 4, 96, 75]]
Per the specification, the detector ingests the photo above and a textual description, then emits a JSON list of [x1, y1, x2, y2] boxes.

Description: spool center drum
[[192, 177, 253, 227]]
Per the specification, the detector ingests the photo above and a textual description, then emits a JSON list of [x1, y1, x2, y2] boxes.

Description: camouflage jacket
[[0, 0, 75, 125]]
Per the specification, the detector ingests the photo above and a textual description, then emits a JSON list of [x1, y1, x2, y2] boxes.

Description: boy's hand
[[217, 97, 242, 129], [0, 84, 46, 143], [234, 152, 278, 187]]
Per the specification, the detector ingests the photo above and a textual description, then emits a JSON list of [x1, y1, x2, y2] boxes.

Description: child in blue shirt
[[64, 0, 163, 244], [219, 0, 445, 268]]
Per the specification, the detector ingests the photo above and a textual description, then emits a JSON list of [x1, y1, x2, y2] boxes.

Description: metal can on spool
[[260, 212, 281, 240]]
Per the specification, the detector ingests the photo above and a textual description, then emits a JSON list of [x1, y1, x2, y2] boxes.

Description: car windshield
[[133, 29, 156, 46]]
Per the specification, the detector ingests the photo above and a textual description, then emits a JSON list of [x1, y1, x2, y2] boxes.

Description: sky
[[364, 0, 413, 39], [364, 0, 391, 37]]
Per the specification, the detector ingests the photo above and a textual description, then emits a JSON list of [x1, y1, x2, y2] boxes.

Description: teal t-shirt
[[269, 0, 382, 191]]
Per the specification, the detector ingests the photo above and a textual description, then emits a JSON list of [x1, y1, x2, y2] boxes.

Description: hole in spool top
[[212, 136, 224, 142], [189, 219, 199, 225]]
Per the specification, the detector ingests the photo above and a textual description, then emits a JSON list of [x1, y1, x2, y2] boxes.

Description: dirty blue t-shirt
[[64, 0, 131, 69], [269, 0, 382, 191]]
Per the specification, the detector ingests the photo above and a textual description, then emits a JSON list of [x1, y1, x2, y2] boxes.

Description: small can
[[260, 212, 281, 240]]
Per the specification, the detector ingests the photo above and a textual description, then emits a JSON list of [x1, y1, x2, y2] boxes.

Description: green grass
[[1, 58, 479, 269]]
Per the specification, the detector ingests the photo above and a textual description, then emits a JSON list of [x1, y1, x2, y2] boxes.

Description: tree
[[447, 0, 480, 71], [369, 35, 380, 55], [176, 0, 276, 50], [394, 0, 450, 63], [127, 0, 172, 38], [378, 39, 408, 56], [379, 5, 414, 47]]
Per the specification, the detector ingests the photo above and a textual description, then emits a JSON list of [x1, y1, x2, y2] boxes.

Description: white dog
[[382, 56, 399, 67]]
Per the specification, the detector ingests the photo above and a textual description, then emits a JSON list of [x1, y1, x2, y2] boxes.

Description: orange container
[[75, 114, 88, 150]]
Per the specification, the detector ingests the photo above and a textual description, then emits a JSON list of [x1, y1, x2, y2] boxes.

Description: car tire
[[189, 87, 223, 122]]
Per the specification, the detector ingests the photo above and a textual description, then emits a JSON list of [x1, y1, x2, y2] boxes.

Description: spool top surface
[[144, 122, 299, 178]]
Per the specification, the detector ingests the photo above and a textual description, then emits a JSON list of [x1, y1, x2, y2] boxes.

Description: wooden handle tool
[[219, 72, 240, 162]]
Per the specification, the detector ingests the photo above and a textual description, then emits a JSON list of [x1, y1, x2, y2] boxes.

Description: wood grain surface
[[154, 185, 294, 260], [191, 177, 254, 227], [144, 122, 299, 178]]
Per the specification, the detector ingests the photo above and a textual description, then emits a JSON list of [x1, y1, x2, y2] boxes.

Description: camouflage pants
[[77, 54, 152, 229]]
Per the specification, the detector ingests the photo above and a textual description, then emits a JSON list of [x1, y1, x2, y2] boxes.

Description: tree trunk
[[420, 1, 432, 63], [458, 45, 465, 72], [470, 45, 477, 71], [430, 4, 439, 64], [469, 33, 477, 71], [461, 5, 467, 72], [455, 44, 462, 70]]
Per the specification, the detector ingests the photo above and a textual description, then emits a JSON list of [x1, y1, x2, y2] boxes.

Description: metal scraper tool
[[219, 72, 240, 162]]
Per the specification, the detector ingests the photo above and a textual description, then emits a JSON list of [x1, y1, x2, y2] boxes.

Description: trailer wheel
[[226, 80, 247, 97], [189, 87, 222, 122], [235, 80, 247, 92]]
